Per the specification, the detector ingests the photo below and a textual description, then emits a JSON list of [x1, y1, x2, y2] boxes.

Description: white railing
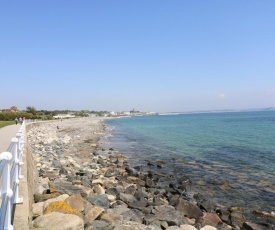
[[0, 122, 25, 230]]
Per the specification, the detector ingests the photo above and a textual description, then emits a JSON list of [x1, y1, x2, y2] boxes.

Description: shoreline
[[27, 117, 274, 230]]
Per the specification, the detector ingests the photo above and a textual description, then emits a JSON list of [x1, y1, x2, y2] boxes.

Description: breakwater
[[25, 117, 274, 230]]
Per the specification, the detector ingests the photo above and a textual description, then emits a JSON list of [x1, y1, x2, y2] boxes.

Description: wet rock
[[242, 222, 263, 230], [199, 200, 216, 212], [230, 211, 245, 228], [252, 210, 275, 220], [196, 213, 222, 228], [176, 198, 203, 219]]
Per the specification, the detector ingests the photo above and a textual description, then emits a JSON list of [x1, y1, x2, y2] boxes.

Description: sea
[[100, 111, 275, 221]]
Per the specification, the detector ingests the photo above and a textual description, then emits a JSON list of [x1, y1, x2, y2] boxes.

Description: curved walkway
[[0, 124, 21, 152], [0, 124, 29, 230]]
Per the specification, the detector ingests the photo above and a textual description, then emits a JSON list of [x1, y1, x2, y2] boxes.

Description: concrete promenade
[[0, 124, 29, 230]]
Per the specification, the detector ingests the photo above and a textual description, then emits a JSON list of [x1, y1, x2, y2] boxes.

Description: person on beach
[[15, 117, 18, 125], [19, 117, 23, 125]]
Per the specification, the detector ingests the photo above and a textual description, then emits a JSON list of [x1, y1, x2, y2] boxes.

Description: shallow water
[[101, 111, 275, 219]]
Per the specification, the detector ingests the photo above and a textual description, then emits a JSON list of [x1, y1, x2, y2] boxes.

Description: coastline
[[27, 117, 274, 230]]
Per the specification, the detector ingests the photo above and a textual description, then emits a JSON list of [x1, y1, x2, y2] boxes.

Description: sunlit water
[[101, 111, 275, 220]]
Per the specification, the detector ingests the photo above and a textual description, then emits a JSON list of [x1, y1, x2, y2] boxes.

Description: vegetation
[[0, 121, 14, 128], [0, 106, 108, 122]]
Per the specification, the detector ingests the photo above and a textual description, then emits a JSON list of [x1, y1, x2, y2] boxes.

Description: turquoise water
[[103, 111, 275, 215]]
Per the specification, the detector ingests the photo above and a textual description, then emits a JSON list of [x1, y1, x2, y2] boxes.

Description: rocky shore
[[27, 118, 273, 230]]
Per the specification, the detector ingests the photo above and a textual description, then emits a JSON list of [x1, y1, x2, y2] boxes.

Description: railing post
[[0, 152, 14, 230], [11, 138, 23, 204]]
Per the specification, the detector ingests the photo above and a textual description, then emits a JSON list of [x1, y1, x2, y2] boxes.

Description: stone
[[87, 194, 110, 209], [179, 224, 197, 230], [49, 181, 87, 196], [230, 211, 245, 228], [33, 212, 84, 230], [176, 198, 203, 219], [242, 222, 264, 230], [196, 213, 222, 228], [43, 194, 70, 210], [34, 193, 60, 203], [119, 193, 137, 204], [44, 201, 82, 218], [65, 194, 85, 212], [152, 205, 189, 226], [93, 184, 105, 195], [200, 226, 217, 230], [84, 220, 113, 230], [100, 213, 123, 226], [113, 220, 161, 230], [166, 227, 181, 230], [107, 205, 143, 223], [85, 206, 105, 222], [32, 202, 44, 218]]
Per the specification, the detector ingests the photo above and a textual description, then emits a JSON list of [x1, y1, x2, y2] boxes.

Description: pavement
[[0, 124, 29, 230], [0, 124, 21, 153]]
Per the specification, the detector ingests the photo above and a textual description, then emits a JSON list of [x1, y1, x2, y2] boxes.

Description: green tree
[[26, 106, 37, 115]]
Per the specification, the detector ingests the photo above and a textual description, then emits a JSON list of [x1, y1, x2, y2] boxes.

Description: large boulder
[[176, 198, 203, 219], [49, 181, 87, 196], [196, 213, 222, 228], [44, 201, 82, 218], [33, 212, 84, 230], [65, 194, 85, 212], [152, 205, 189, 226]]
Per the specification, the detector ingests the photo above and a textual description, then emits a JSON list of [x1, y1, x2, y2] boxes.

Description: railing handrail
[[0, 122, 25, 230]]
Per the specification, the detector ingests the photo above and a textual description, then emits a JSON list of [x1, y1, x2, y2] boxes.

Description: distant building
[[53, 114, 76, 119], [0, 106, 19, 112]]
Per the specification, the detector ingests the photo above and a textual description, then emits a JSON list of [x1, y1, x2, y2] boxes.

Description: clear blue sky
[[1, 1, 274, 112]]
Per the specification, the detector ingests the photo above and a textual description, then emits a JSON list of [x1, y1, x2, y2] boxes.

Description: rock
[[65, 194, 85, 212], [179, 224, 197, 230], [199, 200, 216, 212], [85, 206, 105, 222], [128, 201, 151, 215], [200, 226, 217, 230], [230, 211, 245, 228], [152, 205, 189, 226], [252, 210, 275, 220], [34, 193, 60, 203], [93, 184, 105, 195], [113, 220, 161, 230], [242, 222, 264, 230], [100, 213, 123, 226], [33, 212, 84, 230], [166, 226, 181, 230], [49, 181, 87, 196], [176, 198, 203, 219], [44, 201, 82, 218], [119, 193, 137, 204], [107, 205, 143, 223], [91, 178, 104, 185], [44, 194, 70, 210], [84, 220, 113, 230], [32, 202, 44, 218], [196, 213, 222, 228], [87, 194, 110, 209]]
